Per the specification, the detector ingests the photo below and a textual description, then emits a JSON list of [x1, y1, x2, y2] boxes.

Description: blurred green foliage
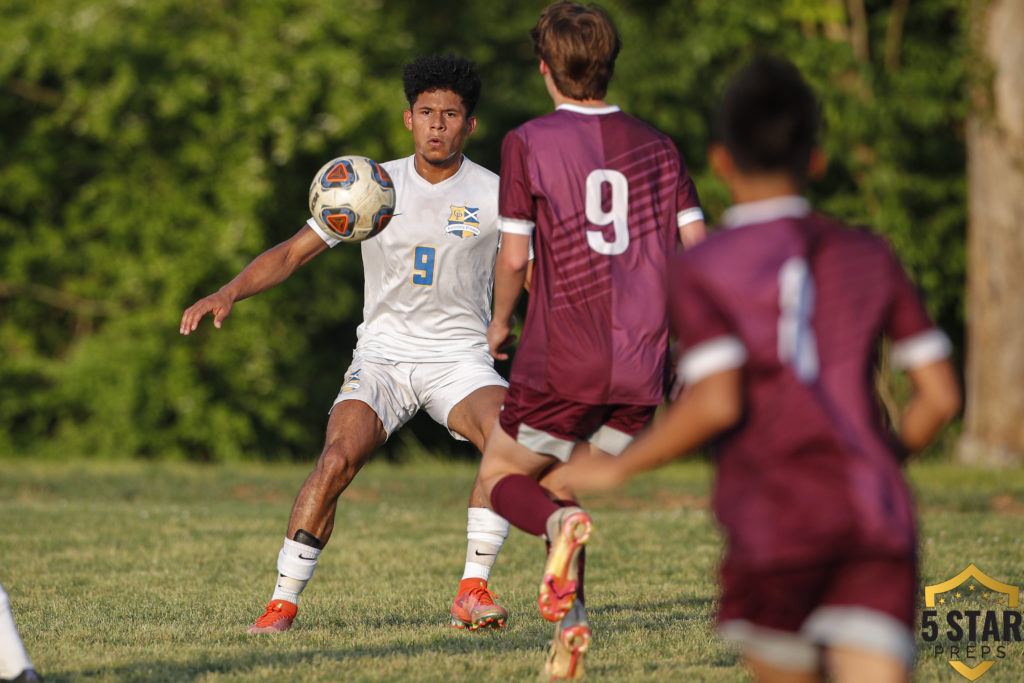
[[0, 0, 967, 461]]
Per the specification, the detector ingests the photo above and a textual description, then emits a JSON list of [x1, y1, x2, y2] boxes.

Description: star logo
[[922, 564, 1021, 680]]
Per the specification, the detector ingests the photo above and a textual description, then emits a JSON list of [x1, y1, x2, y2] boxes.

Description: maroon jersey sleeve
[[674, 159, 703, 223], [880, 245, 953, 370], [669, 254, 748, 384], [882, 246, 933, 339], [498, 130, 534, 230]]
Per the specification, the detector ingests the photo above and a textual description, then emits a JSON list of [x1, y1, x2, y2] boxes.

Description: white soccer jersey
[[307, 154, 500, 362]]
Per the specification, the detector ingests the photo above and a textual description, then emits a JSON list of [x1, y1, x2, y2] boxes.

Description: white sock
[[461, 507, 509, 582], [0, 582, 33, 679], [271, 537, 321, 604]]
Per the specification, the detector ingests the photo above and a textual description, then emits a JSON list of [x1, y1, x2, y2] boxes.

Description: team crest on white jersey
[[445, 204, 481, 238]]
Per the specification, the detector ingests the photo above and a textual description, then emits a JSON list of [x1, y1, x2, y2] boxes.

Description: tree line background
[[0, 0, 976, 462]]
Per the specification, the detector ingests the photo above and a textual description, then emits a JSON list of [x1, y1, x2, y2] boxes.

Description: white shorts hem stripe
[[717, 619, 820, 672], [589, 425, 634, 456], [516, 424, 574, 462], [802, 606, 915, 668]]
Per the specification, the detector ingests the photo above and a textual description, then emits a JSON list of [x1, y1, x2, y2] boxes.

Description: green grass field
[[1, 456, 1023, 682]]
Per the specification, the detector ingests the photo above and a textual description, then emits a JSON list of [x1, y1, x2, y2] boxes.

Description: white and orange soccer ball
[[308, 155, 396, 242]]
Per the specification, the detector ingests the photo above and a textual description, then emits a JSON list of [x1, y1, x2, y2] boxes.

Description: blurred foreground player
[[477, 2, 705, 678], [567, 56, 961, 683], [0, 581, 41, 683], [180, 55, 517, 633]]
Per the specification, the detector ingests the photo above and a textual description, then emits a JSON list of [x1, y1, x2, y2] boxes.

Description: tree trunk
[[959, 0, 1024, 465], [846, 0, 870, 62], [884, 0, 910, 69]]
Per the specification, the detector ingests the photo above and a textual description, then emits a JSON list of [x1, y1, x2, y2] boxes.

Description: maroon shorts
[[499, 381, 656, 462], [717, 554, 918, 669]]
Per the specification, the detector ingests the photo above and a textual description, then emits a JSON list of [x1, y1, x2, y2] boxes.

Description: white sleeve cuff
[[677, 207, 705, 226], [890, 328, 952, 370], [498, 217, 535, 236], [306, 217, 339, 247], [679, 335, 747, 384], [496, 231, 535, 260]]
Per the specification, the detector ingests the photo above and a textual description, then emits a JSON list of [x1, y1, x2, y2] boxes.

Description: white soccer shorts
[[332, 355, 507, 441]]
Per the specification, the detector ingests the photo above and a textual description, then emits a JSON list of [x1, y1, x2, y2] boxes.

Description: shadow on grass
[[56, 625, 549, 682], [595, 596, 716, 623], [589, 597, 744, 674], [51, 600, 727, 681]]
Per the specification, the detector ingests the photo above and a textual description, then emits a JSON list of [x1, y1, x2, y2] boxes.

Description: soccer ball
[[308, 155, 396, 242]]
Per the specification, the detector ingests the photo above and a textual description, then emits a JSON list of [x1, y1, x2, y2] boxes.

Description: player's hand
[[487, 316, 517, 360], [564, 455, 629, 494], [179, 290, 234, 335]]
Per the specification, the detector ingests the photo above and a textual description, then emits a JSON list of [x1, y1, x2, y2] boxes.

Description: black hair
[[716, 56, 820, 182], [402, 54, 482, 116]]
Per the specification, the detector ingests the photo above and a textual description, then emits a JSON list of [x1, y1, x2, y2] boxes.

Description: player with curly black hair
[[402, 53, 481, 117], [181, 54, 536, 634]]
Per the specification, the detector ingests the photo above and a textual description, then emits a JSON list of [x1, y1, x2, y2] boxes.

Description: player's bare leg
[[478, 420, 560, 495], [286, 400, 386, 542], [249, 400, 386, 633], [481, 427, 597, 678], [536, 441, 611, 503], [481, 425, 592, 619], [826, 647, 909, 683], [743, 655, 823, 683], [446, 385, 512, 629], [448, 385, 505, 455]]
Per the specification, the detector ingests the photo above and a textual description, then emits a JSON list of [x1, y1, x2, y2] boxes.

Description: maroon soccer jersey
[[499, 104, 703, 405], [670, 197, 952, 570]]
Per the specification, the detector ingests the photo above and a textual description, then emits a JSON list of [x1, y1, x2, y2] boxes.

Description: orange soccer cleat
[[450, 579, 508, 630], [247, 600, 297, 633], [544, 622, 591, 680], [538, 508, 592, 623]]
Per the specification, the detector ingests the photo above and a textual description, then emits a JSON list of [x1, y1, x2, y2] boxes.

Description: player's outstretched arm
[[897, 358, 961, 453], [569, 368, 743, 494], [179, 224, 328, 335]]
